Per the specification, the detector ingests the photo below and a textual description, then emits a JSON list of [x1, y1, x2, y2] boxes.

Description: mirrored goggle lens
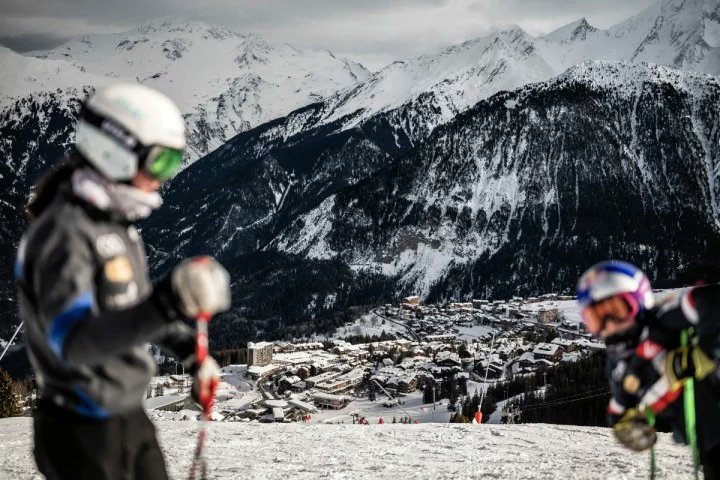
[[146, 147, 182, 181]]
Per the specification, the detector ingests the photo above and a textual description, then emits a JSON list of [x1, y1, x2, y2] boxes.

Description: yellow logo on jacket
[[623, 374, 641, 394], [104, 256, 133, 283]]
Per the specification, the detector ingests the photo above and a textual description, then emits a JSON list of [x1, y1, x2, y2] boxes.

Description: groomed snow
[[0, 417, 695, 479]]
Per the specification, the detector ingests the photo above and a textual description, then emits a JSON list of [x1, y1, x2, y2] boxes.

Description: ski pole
[[681, 329, 700, 480], [0, 322, 23, 363], [188, 311, 217, 480], [644, 407, 656, 480]]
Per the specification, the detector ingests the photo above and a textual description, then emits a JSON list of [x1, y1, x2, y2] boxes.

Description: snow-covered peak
[[545, 18, 598, 43], [132, 20, 243, 39], [15, 20, 370, 161], [291, 0, 720, 136], [554, 60, 716, 97], [0, 45, 110, 104], [319, 26, 553, 126], [604, 0, 720, 69]]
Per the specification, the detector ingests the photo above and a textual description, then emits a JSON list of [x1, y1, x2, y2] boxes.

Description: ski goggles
[[580, 293, 638, 337], [80, 107, 183, 181], [143, 146, 183, 181]]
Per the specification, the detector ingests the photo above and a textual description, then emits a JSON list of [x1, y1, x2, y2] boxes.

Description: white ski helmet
[[75, 83, 185, 182]]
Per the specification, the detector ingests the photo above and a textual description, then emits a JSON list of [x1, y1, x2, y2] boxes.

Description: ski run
[[0, 417, 695, 479]]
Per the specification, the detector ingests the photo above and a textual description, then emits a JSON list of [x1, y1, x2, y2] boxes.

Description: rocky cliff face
[[142, 91, 450, 274]]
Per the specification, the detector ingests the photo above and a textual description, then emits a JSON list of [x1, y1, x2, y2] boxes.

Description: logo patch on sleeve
[[623, 374, 641, 394], [104, 256, 133, 283]]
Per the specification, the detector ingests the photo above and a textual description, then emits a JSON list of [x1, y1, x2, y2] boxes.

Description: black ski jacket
[[606, 286, 720, 455], [16, 179, 194, 418]]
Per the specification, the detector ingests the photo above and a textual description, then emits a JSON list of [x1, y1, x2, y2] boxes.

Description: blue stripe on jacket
[[72, 385, 109, 419], [13, 257, 23, 280], [47, 291, 94, 360]]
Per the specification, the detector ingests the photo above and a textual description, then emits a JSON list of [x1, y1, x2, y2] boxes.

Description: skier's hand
[[666, 346, 717, 386], [191, 355, 220, 412], [171, 256, 231, 318], [612, 409, 656, 451]]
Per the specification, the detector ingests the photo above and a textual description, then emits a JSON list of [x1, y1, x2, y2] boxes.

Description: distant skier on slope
[[576, 261, 720, 477], [15, 84, 231, 479]]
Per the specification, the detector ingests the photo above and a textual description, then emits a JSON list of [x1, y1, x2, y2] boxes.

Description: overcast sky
[[0, 0, 656, 70]]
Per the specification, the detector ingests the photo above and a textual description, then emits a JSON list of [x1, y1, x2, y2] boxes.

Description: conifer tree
[[0, 368, 22, 418]]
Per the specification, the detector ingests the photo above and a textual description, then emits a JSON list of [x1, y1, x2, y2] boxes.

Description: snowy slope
[[0, 418, 695, 479], [300, 0, 720, 132], [537, 0, 720, 73], [0, 46, 111, 101], [6, 20, 369, 162], [317, 28, 555, 128]]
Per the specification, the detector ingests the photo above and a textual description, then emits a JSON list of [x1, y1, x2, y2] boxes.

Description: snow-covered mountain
[[308, 0, 720, 131], [137, 59, 720, 345], [271, 62, 720, 299], [19, 20, 369, 161], [143, 0, 720, 277], [4, 0, 720, 343], [0, 22, 368, 341], [137, 0, 720, 333], [0, 46, 101, 341]]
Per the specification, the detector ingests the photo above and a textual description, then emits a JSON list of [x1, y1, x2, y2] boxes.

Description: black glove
[[612, 409, 657, 451], [666, 346, 717, 387], [150, 275, 188, 322]]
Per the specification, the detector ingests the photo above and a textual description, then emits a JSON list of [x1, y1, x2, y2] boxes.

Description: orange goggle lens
[[581, 295, 635, 336]]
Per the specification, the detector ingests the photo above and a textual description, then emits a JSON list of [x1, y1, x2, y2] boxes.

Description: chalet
[[532, 343, 564, 361], [305, 370, 342, 388], [315, 367, 366, 393], [403, 295, 421, 305], [537, 308, 560, 324], [551, 338, 578, 352], [472, 299, 489, 308], [246, 364, 283, 380], [449, 302, 474, 311], [290, 381, 308, 392], [434, 351, 461, 367], [311, 392, 351, 410], [144, 394, 195, 413], [474, 359, 504, 379], [279, 375, 301, 388], [397, 375, 417, 393]]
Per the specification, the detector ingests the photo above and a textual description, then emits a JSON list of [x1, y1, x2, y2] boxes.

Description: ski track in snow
[[0, 418, 695, 479]]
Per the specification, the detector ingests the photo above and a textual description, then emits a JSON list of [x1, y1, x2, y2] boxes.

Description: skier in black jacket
[[577, 261, 720, 477], [15, 83, 231, 479]]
